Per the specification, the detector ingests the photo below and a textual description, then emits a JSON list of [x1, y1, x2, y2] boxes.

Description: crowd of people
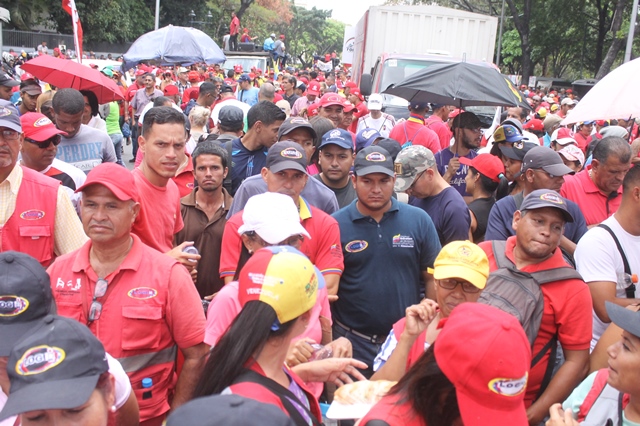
[[0, 41, 640, 426]]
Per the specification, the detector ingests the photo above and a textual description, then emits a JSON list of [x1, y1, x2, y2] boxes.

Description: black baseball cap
[[266, 141, 308, 174], [277, 116, 317, 141], [521, 146, 575, 176], [167, 394, 296, 426], [375, 138, 402, 161], [218, 105, 244, 127], [606, 301, 640, 338], [519, 189, 574, 223], [0, 72, 19, 88], [354, 146, 394, 177], [0, 315, 109, 420], [0, 251, 53, 357], [499, 141, 538, 161], [220, 84, 235, 94]]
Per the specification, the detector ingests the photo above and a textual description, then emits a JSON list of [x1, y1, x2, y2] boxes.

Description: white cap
[[178, 67, 189, 73], [558, 145, 585, 166], [561, 98, 577, 106], [271, 33, 276, 38], [367, 93, 383, 111], [237, 193, 310, 244]]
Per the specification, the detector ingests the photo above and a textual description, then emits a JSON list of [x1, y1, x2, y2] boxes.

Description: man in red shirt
[[425, 104, 453, 150], [561, 136, 631, 226], [480, 189, 592, 425], [229, 12, 240, 51], [347, 89, 369, 134], [47, 162, 207, 425], [389, 102, 439, 153], [573, 121, 594, 153], [219, 141, 344, 297]]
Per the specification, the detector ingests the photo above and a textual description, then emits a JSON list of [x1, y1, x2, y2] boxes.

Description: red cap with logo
[[523, 118, 544, 132], [351, 88, 364, 101], [307, 103, 319, 118], [345, 81, 357, 89], [20, 112, 67, 142], [459, 153, 505, 183], [435, 303, 530, 426], [76, 163, 139, 202], [188, 71, 200, 82], [318, 93, 344, 108], [307, 81, 321, 96], [163, 84, 179, 96]]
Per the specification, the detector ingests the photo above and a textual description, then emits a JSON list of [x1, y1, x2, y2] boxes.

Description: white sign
[[342, 26, 355, 65]]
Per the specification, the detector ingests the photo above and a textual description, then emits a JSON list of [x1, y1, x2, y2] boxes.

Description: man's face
[[282, 128, 315, 162], [306, 93, 317, 103], [139, 122, 187, 180], [257, 120, 283, 148], [144, 76, 155, 89], [281, 80, 292, 92], [0, 85, 13, 101], [405, 170, 432, 198], [193, 154, 227, 192], [561, 104, 573, 114], [82, 95, 92, 125], [0, 127, 22, 172], [319, 105, 343, 128], [81, 185, 139, 245], [527, 168, 566, 192], [262, 168, 308, 201], [240, 80, 250, 90], [341, 111, 354, 129], [460, 127, 482, 149], [21, 91, 39, 112], [506, 107, 523, 121], [353, 172, 395, 212], [579, 123, 593, 136], [54, 110, 83, 138], [179, 72, 188, 82], [512, 208, 564, 260], [21, 135, 58, 171], [592, 155, 631, 194], [319, 145, 353, 184]]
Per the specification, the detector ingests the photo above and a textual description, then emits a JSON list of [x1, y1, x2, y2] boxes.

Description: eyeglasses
[[0, 129, 20, 141], [24, 135, 61, 149], [533, 168, 560, 179], [88, 278, 108, 323], [437, 278, 481, 293], [464, 127, 483, 133]]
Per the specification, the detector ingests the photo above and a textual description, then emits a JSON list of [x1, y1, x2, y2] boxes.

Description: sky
[[298, 0, 386, 26]]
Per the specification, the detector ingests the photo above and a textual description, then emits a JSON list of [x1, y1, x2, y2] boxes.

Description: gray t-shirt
[[57, 124, 117, 174], [273, 40, 285, 57], [227, 174, 339, 218], [312, 174, 356, 209]]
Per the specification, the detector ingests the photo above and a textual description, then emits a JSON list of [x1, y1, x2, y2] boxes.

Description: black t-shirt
[[468, 196, 496, 243], [312, 174, 356, 209]]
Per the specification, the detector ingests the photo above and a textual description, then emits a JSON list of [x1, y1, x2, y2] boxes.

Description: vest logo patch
[[20, 210, 45, 220], [16, 345, 66, 376], [0, 295, 29, 316], [128, 287, 158, 300], [345, 240, 368, 253], [488, 374, 527, 396]]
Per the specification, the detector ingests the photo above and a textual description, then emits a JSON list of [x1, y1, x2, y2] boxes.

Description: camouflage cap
[[394, 145, 436, 192]]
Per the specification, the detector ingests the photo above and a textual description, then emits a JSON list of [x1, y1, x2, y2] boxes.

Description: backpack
[[401, 123, 425, 149], [479, 240, 583, 395]]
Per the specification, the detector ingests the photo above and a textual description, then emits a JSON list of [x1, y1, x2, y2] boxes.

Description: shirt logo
[[20, 210, 45, 220], [280, 147, 303, 159], [488, 374, 528, 396], [34, 117, 53, 127], [127, 287, 158, 300], [186, 182, 195, 189], [16, 345, 66, 376], [0, 296, 29, 316], [365, 152, 386, 162], [392, 234, 414, 248], [345, 240, 368, 253]]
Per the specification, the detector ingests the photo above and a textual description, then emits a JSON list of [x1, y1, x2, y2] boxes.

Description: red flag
[[62, 0, 83, 61]]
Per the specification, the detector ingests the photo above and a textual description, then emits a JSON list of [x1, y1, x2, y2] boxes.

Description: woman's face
[[21, 388, 111, 426], [502, 157, 522, 182], [607, 331, 640, 394], [435, 279, 482, 318]]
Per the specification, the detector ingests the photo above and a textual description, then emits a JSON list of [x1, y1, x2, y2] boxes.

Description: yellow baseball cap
[[431, 241, 490, 290]]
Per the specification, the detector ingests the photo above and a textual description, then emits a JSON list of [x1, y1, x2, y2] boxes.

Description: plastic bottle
[[310, 343, 333, 361], [142, 378, 153, 400], [616, 273, 638, 296], [182, 245, 199, 262]]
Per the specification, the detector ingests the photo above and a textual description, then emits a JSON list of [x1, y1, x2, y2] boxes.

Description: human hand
[[545, 404, 578, 426], [286, 338, 316, 367], [294, 358, 367, 386], [166, 241, 201, 271], [444, 157, 460, 181], [326, 337, 352, 358], [403, 299, 438, 338]]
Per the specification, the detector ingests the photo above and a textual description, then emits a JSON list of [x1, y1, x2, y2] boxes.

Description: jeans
[[332, 322, 385, 379], [131, 119, 139, 160], [109, 133, 124, 166]]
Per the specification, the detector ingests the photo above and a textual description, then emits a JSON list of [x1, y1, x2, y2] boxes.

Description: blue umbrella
[[122, 25, 225, 70]]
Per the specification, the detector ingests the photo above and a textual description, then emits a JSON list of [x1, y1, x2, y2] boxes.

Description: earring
[[110, 405, 117, 413]]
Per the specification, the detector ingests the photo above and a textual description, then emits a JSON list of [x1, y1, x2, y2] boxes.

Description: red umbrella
[[21, 56, 124, 103]]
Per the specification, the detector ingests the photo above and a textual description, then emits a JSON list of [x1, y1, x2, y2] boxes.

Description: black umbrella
[[383, 61, 526, 108]]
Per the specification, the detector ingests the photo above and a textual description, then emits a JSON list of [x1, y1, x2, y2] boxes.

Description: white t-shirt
[[575, 215, 640, 350], [0, 354, 131, 425], [211, 98, 250, 126], [356, 113, 396, 138]]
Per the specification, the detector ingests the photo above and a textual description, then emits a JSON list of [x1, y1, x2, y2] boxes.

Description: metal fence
[[2, 29, 75, 51]]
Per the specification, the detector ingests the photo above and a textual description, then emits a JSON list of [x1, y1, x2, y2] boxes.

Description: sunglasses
[[88, 278, 108, 323], [437, 278, 481, 293], [25, 135, 61, 149]]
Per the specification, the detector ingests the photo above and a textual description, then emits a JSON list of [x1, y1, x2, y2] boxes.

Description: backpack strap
[[598, 223, 635, 298], [513, 192, 525, 210], [223, 140, 234, 194], [532, 333, 557, 400], [233, 369, 321, 426], [491, 240, 513, 270], [577, 369, 613, 422]]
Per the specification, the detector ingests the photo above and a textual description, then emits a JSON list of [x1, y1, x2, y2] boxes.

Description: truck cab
[[222, 51, 270, 75]]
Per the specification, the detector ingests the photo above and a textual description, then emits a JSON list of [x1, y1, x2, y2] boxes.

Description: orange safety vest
[[1, 166, 58, 266]]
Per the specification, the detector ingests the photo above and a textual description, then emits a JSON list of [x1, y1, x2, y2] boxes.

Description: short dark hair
[[286, 76, 297, 86], [247, 101, 286, 129], [142, 106, 186, 137], [80, 90, 99, 117], [52, 88, 85, 115], [593, 136, 632, 164], [198, 82, 216, 97], [153, 96, 171, 107], [310, 71, 318, 80], [192, 141, 228, 169], [227, 69, 235, 79], [622, 164, 640, 193]]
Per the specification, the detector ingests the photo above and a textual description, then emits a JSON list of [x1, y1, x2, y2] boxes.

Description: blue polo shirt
[[409, 187, 471, 246], [331, 198, 441, 336], [229, 137, 268, 196], [484, 194, 588, 243]]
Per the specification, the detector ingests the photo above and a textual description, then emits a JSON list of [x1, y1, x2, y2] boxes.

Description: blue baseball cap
[[355, 128, 381, 151], [320, 128, 353, 150]]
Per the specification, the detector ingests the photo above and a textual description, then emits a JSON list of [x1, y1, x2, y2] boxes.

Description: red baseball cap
[[20, 112, 67, 141], [448, 108, 465, 119], [135, 69, 146, 77], [459, 153, 505, 182], [20, 73, 35, 82], [307, 81, 321, 96], [435, 303, 530, 426], [188, 71, 200, 82], [234, 65, 243, 73], [163, 84, 179, 96], [307, 102, 319, 117], [523, 118, 544, 132], [299, 77, 309, 85], [342, 100, 355, 113], [318, 93, 344, 108], [76, 163, 139, 202], [351, 88, 364, 101]]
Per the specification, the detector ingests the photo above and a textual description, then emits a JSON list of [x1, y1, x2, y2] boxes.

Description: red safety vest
[[391, 317, 427, 372], [1, 166, 58, 266]]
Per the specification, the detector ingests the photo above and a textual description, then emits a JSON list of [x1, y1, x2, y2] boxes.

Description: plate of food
[[326, 380, 396, 420]]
